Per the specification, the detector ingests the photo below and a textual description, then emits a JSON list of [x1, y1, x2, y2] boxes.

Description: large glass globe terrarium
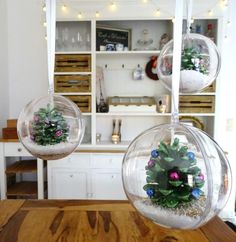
[[122, 123, 231, 229], [17, 94, 84, 160], [157, 33, 220, 93]]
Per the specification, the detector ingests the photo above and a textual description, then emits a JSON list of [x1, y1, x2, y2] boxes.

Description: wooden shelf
[[7, 181, 37, 197], [96, 112, 171, 117], [6, 160, 37, 174], [96, 50, 161, 55]]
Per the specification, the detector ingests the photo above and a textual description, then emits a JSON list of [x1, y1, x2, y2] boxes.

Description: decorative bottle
[[205, 24, 215, 42]]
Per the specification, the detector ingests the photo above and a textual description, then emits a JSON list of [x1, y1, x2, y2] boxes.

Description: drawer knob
[[17, 148, 22, 152]]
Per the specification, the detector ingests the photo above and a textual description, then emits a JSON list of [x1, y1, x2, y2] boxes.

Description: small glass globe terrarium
[[157, 33, 220, 93], [17, 94, 84, 160], [122, 123, 231, 229]]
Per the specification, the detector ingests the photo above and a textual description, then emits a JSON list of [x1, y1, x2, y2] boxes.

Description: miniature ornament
[[122, 123, 232, 229], [17, 94, 84, 160], [157, 33, 220, 93]]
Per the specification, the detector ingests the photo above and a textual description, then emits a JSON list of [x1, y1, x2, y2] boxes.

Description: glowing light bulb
[[156, 8, 160, 16], [110, 2, 117, 11], [42, 4, 46, 12], [190, 18, 194, 24], [77, 12, 82, 19], [172, 17, 175, 23], [43, 21, 47, 27], [208, 10, 213, 16], [143, 0, 148, 3], [61, 4, 67, 12], [45, 35, 47, 41], [95, 11, 100, 18]]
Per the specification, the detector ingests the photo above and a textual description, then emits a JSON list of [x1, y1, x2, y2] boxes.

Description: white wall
[[0, 0, 9, 135], [7, 0, 48, 118]]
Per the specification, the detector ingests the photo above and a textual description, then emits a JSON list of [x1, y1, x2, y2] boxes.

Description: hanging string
[[46, 0, 56, 95], [186, 0, 193, 34], [171, 0, 184, 124]]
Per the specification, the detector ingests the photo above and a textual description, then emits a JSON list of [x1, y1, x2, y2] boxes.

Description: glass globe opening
[[122, 123, 231, 229], [157, 33, 221, 93], [17, 94, 84, 160]]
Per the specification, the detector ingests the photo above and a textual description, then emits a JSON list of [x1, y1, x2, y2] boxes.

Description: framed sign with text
[[96, 25, 131, 51]]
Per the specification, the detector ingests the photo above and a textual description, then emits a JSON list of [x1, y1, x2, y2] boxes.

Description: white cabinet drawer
[[49, 168, 89, 199], [92, 169, 127, 200], [48, 153, 91, 168], [4, 142, 32, 156], [91, 154, 124, 169]]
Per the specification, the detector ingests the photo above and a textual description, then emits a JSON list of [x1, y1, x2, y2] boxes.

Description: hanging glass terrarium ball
[[157, 33, 220, 93], [122, 123, 231, 229], [17, 94, 84, 160]]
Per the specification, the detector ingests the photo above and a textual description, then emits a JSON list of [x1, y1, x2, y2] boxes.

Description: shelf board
[[180, 93, 216, 96], [56, 92, 92, 96], [54, 72, 92, 75], [96, 112, 215, 117], [96, 50, 160, 55], [179, 113, 215, 117], [96, 112, 171, 117], [81, 113, 92, 116], [55, 51, 92, 54], [6, 160, 37, 174], [95, 141, 130, 149], [7, 181, 37, 197]]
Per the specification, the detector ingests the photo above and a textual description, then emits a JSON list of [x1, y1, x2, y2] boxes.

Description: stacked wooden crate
[[54, 54, 92, 113], [2, 119, 18, 139]]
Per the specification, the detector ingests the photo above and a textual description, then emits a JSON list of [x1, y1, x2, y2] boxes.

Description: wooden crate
[[2, 128, 18, 139], [54, 75, 91, 93], [201, 81, 216, 93], [66, 95, 91, 113], [7, 119, 17, 128], [179, 95, 215, 113], [55, 54, 91, 72], [108, 96, 156, 112]]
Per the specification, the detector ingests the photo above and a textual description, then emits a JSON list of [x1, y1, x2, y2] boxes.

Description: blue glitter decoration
[[151, 149, 159, 158], [192, 188, 201, 199], [187, 151, 195, 160], [146, 188, 154, 197]]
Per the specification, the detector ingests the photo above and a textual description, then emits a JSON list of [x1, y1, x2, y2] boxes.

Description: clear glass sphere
[[17, 94, 84, 160], [122, 123, 231, 229], [157, 33, 221, 93]]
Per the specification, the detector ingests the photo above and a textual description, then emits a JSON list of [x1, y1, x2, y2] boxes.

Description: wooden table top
[[0, 200, 235, 242]]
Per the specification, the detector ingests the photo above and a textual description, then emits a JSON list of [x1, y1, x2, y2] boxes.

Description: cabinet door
[[49, 168, 88, 199], [92, 169, 127, 200]]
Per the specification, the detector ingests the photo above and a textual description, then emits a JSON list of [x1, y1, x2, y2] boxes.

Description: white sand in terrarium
[[134, 197, 206, 229], [22, 137, 76, 160], [162, 70, 209, 93]]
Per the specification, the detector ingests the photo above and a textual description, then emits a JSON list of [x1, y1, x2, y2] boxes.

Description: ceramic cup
[[132, 67, 145, 80], [100, 45, 106, 51], [156, 95, 171, 113], [116, 43, 124, 51], [106, 43, 115, 51]]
